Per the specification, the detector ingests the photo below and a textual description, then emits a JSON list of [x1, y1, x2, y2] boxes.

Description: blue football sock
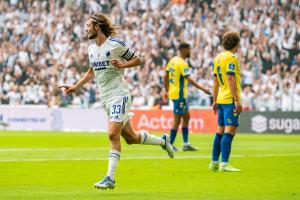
[[221, 133, 234, 163], [182, 127, 188, 144], [170, 129, 177, 145], [212, 133, 222, 161]]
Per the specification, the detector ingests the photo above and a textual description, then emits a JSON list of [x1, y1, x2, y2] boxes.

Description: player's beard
[[88, 30, 97, 39]]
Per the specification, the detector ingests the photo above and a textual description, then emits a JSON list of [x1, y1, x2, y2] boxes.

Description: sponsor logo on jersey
[[229, 63, 235, 70], [92, 61, 110, 70]]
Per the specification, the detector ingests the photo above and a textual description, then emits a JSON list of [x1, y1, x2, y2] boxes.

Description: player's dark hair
[[221, 32, 240, 50], [178, 43, 190, 50], [90, 13, 118, 37]]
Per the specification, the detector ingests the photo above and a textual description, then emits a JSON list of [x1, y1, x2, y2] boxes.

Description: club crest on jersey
[[105, 51, 111, 57]]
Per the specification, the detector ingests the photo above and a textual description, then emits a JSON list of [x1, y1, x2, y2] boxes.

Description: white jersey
[[88, 36, 135, 101], [88, 37, 135, 124]]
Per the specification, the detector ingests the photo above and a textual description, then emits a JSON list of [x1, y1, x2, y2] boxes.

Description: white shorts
[[103, 95, 132, 124]]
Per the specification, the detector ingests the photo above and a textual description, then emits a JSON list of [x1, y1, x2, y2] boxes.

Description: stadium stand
[[0, 0, 299, 111]]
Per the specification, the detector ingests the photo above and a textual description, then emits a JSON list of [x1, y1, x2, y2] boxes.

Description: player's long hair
[[90, 13, 118, 37]]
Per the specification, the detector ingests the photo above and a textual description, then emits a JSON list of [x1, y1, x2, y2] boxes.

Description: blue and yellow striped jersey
[[213, 51, 241, 104], [166, 56, 190, 100]]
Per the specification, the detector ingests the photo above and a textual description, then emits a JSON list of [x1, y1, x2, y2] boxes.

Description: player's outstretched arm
[[186, 76, 211, 95], [59, 68, 94, 95], [212, 75, 219, 114], [227, 74, 242, 113], [111, 56, 142, 69]]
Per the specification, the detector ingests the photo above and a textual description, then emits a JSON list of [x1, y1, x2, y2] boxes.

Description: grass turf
[[0, 131, 299, 200]]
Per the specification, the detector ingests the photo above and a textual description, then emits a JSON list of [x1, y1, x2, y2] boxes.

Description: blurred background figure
[[0, 0, 299, 111]]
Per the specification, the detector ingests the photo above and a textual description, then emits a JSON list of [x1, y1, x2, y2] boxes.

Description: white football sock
[[107, 149, 120, 180], [139, 130, 164, 146], [221, 162, 228, 166]]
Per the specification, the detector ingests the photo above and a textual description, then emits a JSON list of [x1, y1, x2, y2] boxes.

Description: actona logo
[[251, 115, 300, 134], [137, 114, 204, 130]]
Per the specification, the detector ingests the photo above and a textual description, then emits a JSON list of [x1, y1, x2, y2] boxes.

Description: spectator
[[0, 0, 299, 112], [293, 88, 300, 112], [281, 85, 293, 112], [241, 86, 254, 111]]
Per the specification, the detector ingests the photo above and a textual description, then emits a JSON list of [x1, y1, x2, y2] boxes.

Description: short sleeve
[[88, 45, 94, 68], [225, 56, 238, 75], [112, 38, 135, 61], [166, 62, 171, 72], [88, 55, 93, 68], [179, 62, 190, 77]]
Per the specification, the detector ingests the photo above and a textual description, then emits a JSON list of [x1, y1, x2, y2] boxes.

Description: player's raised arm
[[59, 68, 94, 95]]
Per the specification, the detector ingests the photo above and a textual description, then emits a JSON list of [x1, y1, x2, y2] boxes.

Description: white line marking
[[0, 147, 157, 152], [1, 145, 299, 152], [0, 154, 300, 162], [0, 147, 109, 152]]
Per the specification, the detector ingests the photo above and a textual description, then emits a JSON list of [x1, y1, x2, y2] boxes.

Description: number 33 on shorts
[[109, 96, 130, 122]]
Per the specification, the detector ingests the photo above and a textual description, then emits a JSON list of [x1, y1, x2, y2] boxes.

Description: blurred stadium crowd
[[0, 0, 300, 111]]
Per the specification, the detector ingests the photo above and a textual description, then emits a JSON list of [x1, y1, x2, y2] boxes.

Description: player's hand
[[235, 101, 243, 114], [59, 85, 77, 95], [111, 60, 126, 68], [212, 102, 218, 115], [162, 91, 168, 102], [204, 88, 211, 95]]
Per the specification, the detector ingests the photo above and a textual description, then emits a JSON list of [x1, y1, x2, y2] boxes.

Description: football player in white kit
[[59, 13, 174, 190]]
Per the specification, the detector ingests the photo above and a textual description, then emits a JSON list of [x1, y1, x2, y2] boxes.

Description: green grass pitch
[[0, 131, 299, 200]]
